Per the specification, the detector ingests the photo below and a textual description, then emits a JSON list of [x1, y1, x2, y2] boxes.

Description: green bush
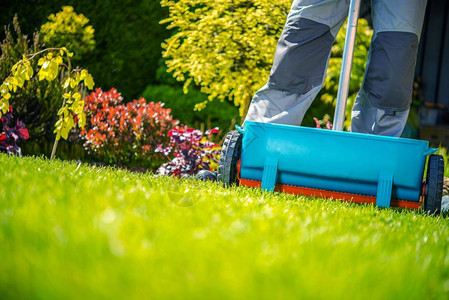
[[74, 0, 170, 100], [0, 16, 63, 141], [40, 6, 95, 62], [141, 84, 240, 134], [155, 58, 179, 87]]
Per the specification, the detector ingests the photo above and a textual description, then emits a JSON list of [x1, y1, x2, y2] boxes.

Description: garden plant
[[0, 106, 29, 155], [0, 45, 94, 158], [78, 88, 177, 170], [0, 13, 96, 158], [0, 17, 64, 142], [40, 6, 95, 63], [77, 88, 220, 174], [156, 126, 221, 177]]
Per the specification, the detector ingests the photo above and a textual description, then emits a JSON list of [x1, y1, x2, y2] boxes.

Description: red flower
[[18, 128, 29, 140], [77, 88, 177, 168]]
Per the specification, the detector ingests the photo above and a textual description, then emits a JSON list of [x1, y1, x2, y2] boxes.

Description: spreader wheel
[[217, 130, 242, 186], [424, 154, 444, 214]]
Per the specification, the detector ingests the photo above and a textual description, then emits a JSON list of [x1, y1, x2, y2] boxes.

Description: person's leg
[[245, 0, 349, 126], [351, 0, 427, 137], [351, 89, 410, 136]]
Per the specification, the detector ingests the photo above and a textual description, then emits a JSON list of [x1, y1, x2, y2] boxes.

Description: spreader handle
[[332, 0, 362, 131]]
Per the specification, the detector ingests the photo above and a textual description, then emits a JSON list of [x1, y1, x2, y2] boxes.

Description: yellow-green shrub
[[40, 6, 95, 62], [161, 0, 289, 117]]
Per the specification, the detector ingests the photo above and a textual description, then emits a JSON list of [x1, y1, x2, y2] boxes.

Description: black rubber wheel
[[217, 130, 242, 186], [424, 154, 444, 215], [196, 170, 217, 181]]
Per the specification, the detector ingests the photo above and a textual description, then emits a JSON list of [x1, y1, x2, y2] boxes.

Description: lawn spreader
[[215, 0, 445, 214]]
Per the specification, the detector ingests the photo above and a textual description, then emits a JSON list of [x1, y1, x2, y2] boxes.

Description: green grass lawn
[[1, 154, 448, 299]]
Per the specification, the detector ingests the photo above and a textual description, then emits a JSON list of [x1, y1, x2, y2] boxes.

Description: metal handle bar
[[332, 0, 362, 131]]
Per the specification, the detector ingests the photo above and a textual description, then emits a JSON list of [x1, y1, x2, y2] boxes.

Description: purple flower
[[0, 109, 29, 155], [156, 126, 221, 177]]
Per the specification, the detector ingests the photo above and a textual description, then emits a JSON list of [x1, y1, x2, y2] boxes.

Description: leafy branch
[[0, 47, 94, 158]]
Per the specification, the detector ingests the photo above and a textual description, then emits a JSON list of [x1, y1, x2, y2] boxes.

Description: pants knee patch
[[268, 18, 334, 94], [363, 31, 419, 111]]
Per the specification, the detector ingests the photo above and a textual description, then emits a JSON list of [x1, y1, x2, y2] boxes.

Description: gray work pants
[[244, 0, 427, 137]]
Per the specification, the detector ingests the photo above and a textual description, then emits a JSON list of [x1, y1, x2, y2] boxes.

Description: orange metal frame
[[237, 160, 423, 210]]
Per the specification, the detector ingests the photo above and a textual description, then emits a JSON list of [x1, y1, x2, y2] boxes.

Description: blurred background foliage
[[1, 0, 169, 102]]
